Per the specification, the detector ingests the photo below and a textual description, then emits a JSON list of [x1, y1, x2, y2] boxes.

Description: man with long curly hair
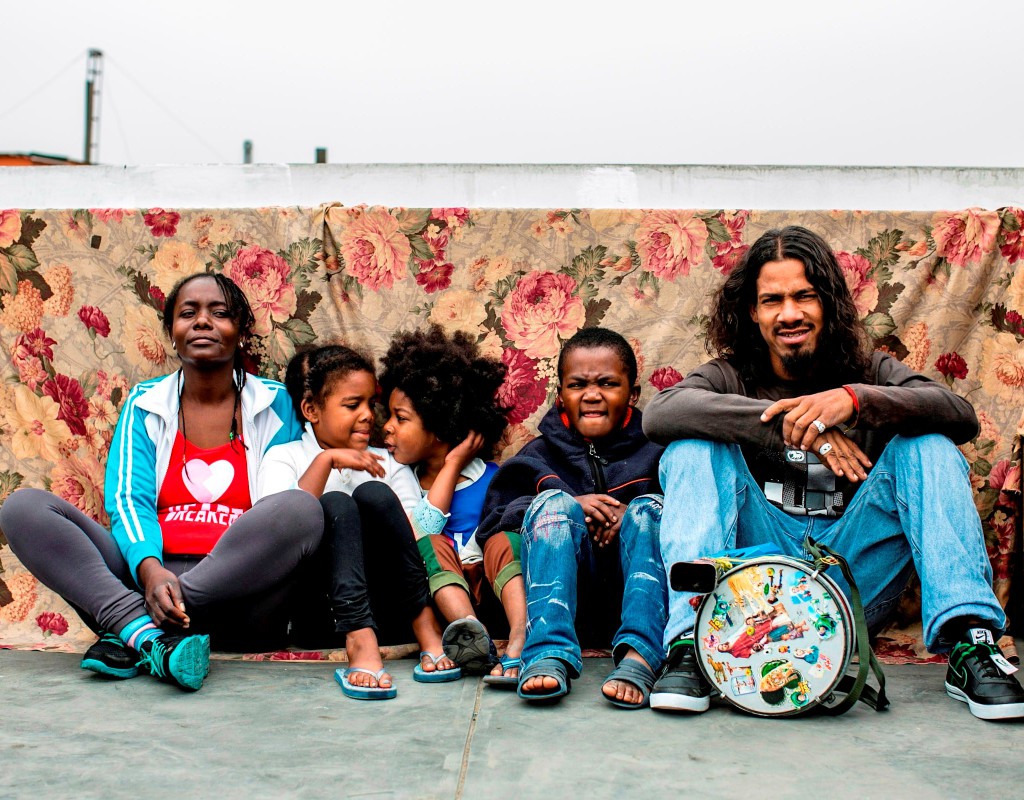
[[643, 225, 1023, 720]]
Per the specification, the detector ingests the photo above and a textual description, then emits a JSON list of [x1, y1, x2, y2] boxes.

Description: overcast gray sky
[[3, 0, 1021, 168]]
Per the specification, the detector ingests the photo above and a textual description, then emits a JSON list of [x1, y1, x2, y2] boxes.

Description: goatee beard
[[780, 349, 817, 379]]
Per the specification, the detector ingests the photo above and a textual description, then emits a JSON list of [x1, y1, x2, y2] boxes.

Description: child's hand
[[328, 448, 386, 478], [575, 493, 622, 546], [445, 431, 485, 471]]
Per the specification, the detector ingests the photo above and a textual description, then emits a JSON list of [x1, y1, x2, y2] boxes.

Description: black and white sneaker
[[945, 628, 1024, 720], [650, 638, 713, 713], [80, 632, 139, 679]]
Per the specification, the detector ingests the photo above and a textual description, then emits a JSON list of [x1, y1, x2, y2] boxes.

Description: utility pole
[[84, 49, 103, 165]]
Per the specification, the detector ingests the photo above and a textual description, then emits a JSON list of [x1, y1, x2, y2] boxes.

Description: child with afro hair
[[379, 325, 526, 685]]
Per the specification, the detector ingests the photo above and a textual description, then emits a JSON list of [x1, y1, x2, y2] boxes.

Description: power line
[[0, 51, 86, 123], [105, 55, 230, 162], [105, 88, 134, 163]]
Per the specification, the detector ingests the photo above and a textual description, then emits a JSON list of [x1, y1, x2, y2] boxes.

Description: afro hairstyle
[[378, 325, 509, 458]]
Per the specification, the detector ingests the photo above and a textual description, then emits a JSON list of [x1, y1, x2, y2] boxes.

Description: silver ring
[[818, 442, 833, 456], [811, 419, 826, 434]]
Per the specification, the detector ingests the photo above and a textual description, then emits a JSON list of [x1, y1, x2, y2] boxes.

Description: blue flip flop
[[334, 667, 397, 700], [517, 657, 571, 703], [482, 655, 521, 688], [412, 652, 462, 683]]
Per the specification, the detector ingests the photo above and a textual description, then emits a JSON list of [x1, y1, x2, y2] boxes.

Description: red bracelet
[[841, 384, 860, 429]]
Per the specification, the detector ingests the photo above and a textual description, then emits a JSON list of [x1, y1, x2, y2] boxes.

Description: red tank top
[[158, 431, 251, 555]]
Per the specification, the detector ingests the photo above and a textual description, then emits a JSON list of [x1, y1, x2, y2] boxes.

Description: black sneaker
[[945, 628, 1024, 720], [650, 638, 713, 713], [137, 632, 211, 692], [80, 632, 139, 679]]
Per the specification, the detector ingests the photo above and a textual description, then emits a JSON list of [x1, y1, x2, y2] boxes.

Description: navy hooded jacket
[[476, 404, 663, 546]]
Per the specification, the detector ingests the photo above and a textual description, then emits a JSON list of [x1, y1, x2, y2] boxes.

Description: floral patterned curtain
[[1, 205, 1020, 661]]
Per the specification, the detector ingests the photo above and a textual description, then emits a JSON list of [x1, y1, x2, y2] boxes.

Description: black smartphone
[[669, 560, 719, 593]]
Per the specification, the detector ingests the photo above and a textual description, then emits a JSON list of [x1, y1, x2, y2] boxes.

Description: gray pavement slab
[[1, 650, 1021, 799]]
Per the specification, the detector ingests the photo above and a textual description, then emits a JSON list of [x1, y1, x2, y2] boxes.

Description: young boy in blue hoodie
[[476, 327, 667, 708]]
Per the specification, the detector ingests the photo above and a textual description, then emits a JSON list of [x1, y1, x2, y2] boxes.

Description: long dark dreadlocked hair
[[706, 226, 872, 386], [162, 271, 257, 393]]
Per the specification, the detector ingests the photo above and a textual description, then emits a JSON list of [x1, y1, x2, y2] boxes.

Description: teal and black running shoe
[[137, 632, 211, 691], [80, 632, 139, 679]]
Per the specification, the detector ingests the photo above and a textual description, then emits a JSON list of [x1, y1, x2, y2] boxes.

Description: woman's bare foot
[[345, 627, 391, 689], [411, 605, 457, 674], [601, 648, 651, 706]]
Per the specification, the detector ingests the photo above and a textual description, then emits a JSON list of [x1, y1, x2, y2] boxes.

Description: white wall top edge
[[1, 163, 1021, 210]]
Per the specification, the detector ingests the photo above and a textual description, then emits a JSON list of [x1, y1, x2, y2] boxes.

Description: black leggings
[[292, 482, 431, 647], [0, 487, 324, 651]]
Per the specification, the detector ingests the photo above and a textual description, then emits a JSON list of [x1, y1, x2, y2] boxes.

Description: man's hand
[[136, 557, 189, 628], [812, 429, 872, 482], [760, 388, 856, 451], [575, 493, 622, 546]]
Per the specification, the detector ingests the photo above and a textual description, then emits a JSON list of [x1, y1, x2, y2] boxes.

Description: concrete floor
[[1, 650, 1021, 800]]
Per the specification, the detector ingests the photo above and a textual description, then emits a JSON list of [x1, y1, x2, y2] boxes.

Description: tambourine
[[693, 554, 857, 717]]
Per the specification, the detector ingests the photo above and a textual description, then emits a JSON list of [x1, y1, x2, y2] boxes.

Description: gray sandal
[[517, 657, 572, 703], [602, 658, 656, 709]]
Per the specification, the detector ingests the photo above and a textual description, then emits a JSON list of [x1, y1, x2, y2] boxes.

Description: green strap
[[803, 535, 890, 715]]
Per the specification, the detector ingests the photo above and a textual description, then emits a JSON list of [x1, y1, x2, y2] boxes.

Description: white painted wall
[[1, 164, 1022, 210]]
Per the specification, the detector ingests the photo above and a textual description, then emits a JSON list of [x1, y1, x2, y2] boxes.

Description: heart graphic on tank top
[[182, 459, 234, 504]]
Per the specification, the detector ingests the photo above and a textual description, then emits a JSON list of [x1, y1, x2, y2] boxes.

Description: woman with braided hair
[[0, 272, 321, 691]]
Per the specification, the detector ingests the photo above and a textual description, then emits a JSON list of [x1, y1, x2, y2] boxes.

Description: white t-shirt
[[256, 424, 420, 516]]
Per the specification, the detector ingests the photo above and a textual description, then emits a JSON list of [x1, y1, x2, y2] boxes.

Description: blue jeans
[[659, 435, 1005, 653], [520, 489, 668, 677]]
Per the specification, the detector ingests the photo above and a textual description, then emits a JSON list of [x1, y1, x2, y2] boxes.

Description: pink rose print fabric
[[0, 204, 1020, 670]]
